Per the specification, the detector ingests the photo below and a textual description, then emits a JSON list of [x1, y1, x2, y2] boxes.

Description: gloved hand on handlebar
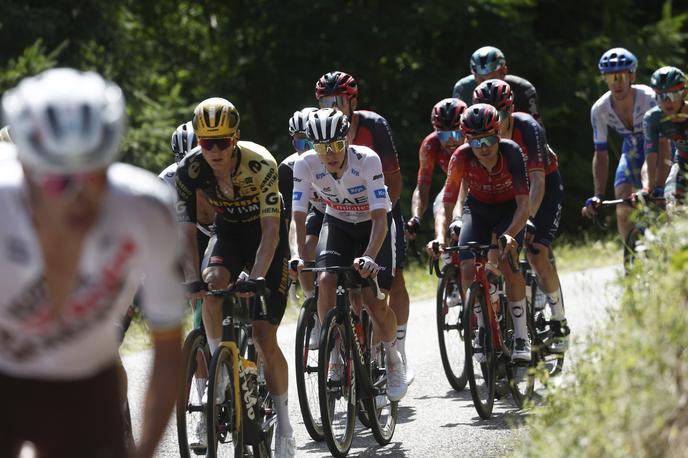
[[406, 216, 420, 240], [498, 234, 520, 272], [581, 195, 602, 218], [354, 255, 381, 278], [288, 257, 303, 280]]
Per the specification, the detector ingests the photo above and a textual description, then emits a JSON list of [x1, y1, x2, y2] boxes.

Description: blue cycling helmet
[[598, 48, 638, 74]]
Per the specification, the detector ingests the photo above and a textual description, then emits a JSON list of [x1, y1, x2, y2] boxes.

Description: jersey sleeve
[[139, 195, 185, 331], [590, 98, 608, 151], [291, 156, 311, 214], [278, 161, 294, 219], [257, 154, 281, 219], [518, 115, 547, 172], [175, 161, 197, 224], [504, 144, 530, 197], [364, 153, 390, 212], [372, 116, 401, 174], [417, 135, 437, 186], [442, 148, 465, 204], [643, 109, 661, 156]]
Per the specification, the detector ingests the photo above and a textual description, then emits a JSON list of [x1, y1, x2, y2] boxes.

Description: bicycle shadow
[[297, 425, 410, 456], [415, 388, 473, 402]]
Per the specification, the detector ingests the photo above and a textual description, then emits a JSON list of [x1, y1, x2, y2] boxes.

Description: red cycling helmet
[[315, 71, 358, 100], [460, 103, 500, 137], [431, 98, 468, 131], [472, 79, 514, 111]]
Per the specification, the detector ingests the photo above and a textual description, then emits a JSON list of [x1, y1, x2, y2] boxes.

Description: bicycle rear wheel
[[207, 346, 243, 458], [294, 297, 324, 442], [463, 282, 496, 419], [436, 264, 467, 392], [177, 328, 211, 457], [363, 324, 397, 446], [318, 308, 355, 458], [531, 277, 565, 377], [252, 358, 275, 458]]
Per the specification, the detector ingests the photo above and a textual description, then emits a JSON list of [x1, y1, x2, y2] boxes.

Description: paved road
[[124, 265, 622, 457]]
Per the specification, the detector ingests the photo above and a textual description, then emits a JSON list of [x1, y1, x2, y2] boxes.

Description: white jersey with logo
[[292, 145, 391, 223], [590, 84, 656, 149], [281, 152, 326, 213], [159, 162, 178, 199], [0, 153, 184, 380]]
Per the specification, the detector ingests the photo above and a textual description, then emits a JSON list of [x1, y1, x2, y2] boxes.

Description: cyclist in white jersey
[[582, 48, 670, 243], [290, 108, 407, 401], [0, 68, 184, 458]]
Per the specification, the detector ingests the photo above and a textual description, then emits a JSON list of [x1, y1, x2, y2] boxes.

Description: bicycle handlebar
[[298, 262, 386, 301]]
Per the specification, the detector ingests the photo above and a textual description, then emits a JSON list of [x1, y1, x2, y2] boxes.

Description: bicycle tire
[[177, 328, 211, 457], [318, 308, 355, 458], [436, 264, 468, 392], [463, 282, 496, 419], [207, 346, 243, 458], [363, 321, 397, 446], [294, 297, 325, 442], [355, 311, 372, 429]]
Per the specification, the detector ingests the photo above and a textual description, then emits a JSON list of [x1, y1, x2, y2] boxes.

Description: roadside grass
[[514, 212, 688, 457], [120, 235, 621, 355]]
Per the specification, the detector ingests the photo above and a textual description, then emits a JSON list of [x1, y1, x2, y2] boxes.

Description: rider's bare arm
[[385, 169, 402, 206], [592, 149, 609, 197], [528, 169, 546, 217], [362, 208, 388, 259], [503, 194, 530, 238], [251, 215, 280, 279], [293, 210, 308, 260]]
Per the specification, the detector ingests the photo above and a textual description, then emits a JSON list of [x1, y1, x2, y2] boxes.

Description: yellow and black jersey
[[175, 141, 281, 226]]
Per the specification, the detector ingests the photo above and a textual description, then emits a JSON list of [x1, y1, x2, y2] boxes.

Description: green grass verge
[[120, 235, 622, 355], [514, 212, 688, 457]]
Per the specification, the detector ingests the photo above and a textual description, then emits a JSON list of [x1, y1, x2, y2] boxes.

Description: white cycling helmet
[[2, 68, 126, 174], [288, 107, 317, 136], [306, 108, 350, 143], [171, 121, 197, 163]]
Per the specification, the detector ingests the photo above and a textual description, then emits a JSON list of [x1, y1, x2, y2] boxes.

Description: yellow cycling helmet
[[192, 97, 240, 138]]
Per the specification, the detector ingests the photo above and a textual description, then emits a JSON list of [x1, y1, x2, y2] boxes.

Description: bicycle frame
[[468, 248, 504, 352]]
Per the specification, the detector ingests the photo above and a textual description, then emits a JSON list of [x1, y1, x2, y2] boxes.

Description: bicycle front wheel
[[207, 346, 243, 458], [295, 297, 324, 442], [318, 308, 355, 458], [463, 282, 496, 419], [177, 328, 211, 457], [363, 324, 397, 446], [436, 264, 467, 392]]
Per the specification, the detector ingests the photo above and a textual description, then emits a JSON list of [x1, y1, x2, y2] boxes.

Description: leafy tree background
[[0, 0, 686, 234]]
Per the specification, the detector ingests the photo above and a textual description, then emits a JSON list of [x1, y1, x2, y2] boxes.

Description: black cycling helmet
[[470, 46, 506, 76], [650, 66, 686, 92], [306, 108, 350, 142], [460, 103, 500, 137], [431, 98, 467, 131]]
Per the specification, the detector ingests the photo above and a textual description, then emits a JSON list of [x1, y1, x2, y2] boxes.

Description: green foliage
[[0, 1, 686, 235], [515, 210, 688, 457]]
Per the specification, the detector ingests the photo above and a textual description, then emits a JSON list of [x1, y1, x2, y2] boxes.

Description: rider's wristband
[[185, 280, 206, 294]]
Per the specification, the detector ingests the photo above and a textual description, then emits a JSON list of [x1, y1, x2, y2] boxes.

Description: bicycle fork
[[219, 340, 242, 433]]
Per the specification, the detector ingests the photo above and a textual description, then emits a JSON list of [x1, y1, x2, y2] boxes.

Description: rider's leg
[[389, 207, 410, 364], [201, 266, 231, 355], [299, 234, 319, 298], [615, 182, 634, 242]]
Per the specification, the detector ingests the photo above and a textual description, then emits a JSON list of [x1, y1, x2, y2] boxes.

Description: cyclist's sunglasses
[[319, 95, 348, 108], [33, 171, 103, 198], [199, 137, 234, 150], [437, 130, 463, 142], [313, 139, 347, 155], [602, 72, 630, 84], [655, 90, 685, 103], [293, 137, 314, 151], [467, 135, 499, 149]]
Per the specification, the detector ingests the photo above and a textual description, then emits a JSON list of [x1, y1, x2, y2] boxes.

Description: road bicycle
[[429, 244, 468, 392], [205, 279, 276, 457], [300, 263, 396, 457], [457, 239, 535, 419]]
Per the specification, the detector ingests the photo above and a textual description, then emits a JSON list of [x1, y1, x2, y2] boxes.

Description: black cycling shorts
[[458, 196, 524, 261], [392, 202, 407, 269], [208, 221, 289, 326], [0, 365, 125, 458], [306, 207, 325, 237], [532, 170, 563, 247], [316, 213, 395, 290]]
